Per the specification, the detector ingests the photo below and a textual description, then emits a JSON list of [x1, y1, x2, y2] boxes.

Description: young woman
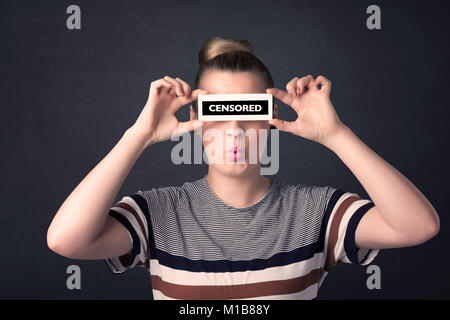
[[47, 37, 440, 300]]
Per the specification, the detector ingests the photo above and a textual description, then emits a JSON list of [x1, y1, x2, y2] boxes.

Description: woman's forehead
[[200, 70, 265, 94]]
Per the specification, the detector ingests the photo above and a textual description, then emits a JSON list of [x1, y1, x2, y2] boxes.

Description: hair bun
[[198, 36, 254, 65]]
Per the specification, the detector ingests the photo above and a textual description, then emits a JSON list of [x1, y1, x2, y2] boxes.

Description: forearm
[[47, 127, 149, 251], [321, 125, 440, 234]]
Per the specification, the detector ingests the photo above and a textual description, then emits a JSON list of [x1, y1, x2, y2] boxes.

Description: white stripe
[[105, 256, 124, 273], [358, 248, 379, 265], [149, 252, 324, 286], [152, 289, 175, 300], [318, 270, 329, 288]]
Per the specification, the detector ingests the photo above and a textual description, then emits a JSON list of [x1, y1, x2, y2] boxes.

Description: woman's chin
[[212, 160, 249, 174]]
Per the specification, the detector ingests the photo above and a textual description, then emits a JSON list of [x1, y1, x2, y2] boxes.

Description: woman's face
[[196, 70, 278, 177]]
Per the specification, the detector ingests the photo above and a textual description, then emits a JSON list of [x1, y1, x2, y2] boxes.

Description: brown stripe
[[324, 195, 361, 271], [150, 268, 323, 299], [136, 260, 150, 269]]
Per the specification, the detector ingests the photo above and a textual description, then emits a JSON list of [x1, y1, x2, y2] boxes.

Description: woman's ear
[[270, 104, 278, 130], [190, 105, 198, 120]]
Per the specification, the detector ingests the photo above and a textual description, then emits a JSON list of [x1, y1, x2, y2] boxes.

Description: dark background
[[1, 0, 449, 299]]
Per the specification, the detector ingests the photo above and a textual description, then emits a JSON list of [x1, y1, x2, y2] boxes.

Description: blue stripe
[[129, 193, 151, 225], [109, 209, 141, 261], [150, 240, 322, 272], [129, 193, 158, 258], [344, 201, 375, 264]]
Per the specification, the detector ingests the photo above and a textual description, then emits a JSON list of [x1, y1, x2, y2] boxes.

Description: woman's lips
[[227, 146, 244, 161], [228, 146, 244, 153]]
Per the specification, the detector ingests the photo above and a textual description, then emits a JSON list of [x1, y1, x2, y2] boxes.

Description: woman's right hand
[[129, 76, 208, 148]]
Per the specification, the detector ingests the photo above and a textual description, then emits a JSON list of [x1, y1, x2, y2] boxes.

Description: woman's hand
[[267, 75, 346, 145], [129, 76, 208, 148]]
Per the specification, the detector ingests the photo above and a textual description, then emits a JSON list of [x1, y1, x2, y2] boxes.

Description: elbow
[[414, 207, 440, 244], [416, 215, 440, 245], [47, 229, 76, 258], [47, 219, 62, 254], [47, 225, 56, 251], [427, 219, 440, 240], [47, 230, 63, 255], [399, 215, 440, 247], [427, 209, 440, 239]]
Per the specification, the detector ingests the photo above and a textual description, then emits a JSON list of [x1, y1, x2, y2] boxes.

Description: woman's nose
[[226, 121, 244, 137]]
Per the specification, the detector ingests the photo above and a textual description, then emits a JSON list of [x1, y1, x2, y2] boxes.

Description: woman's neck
[[205, 168, 273, 209]]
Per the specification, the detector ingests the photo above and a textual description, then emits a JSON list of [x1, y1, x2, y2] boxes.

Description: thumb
[[269, 118, 294, 133], [173, 89, 209, 113], [187, 88, 209, 103], [177, 119, 204, 135]]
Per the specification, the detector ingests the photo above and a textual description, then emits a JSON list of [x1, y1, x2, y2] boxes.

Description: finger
[[175, 77, 191, 98], [182, 88, 209, 106], [285, 77, 300, 97], [150, 79, 172, 96], [296, 75, 315, 95], [314, 75, 332, 94], [190, 88, 209, 100], [172, 88, 209, 113], [266, 88, 296, 109], [151, 78, 174, 96], [268, 118, 296, 134], [164, 75, 184, 97], [177, 119, 204, 135]]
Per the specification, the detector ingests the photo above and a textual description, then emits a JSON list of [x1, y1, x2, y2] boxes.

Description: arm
[[321, 124, 440, 249], [47, 127, 148, 259], [267, 74, 440, 250], [47, 76, 208, 260]]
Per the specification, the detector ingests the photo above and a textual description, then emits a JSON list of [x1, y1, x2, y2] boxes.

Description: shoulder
[[136, 177, 203, 208], [276, 180, 338, 205]]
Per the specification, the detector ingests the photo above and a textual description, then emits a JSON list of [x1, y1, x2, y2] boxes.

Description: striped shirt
[[103, 175, 380, 300]]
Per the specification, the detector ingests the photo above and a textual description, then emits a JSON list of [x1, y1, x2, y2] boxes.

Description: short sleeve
[[103, 191, 150, 274], [323, 188, 380, 271]]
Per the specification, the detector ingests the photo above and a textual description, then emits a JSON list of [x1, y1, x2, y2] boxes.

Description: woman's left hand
[[267, 75, 346, 145]]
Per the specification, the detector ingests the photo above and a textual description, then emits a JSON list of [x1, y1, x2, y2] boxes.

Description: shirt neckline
[[200, 174, 278, 211]]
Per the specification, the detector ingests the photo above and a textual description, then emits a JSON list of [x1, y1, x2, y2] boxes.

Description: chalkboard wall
[[1, 0, 449, 299]]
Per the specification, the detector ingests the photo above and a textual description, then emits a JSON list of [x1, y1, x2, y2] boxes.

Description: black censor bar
[[198, 93, 273, 121]]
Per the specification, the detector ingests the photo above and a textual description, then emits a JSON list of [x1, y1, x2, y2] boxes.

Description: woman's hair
[[191, 36, 275, 129]]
